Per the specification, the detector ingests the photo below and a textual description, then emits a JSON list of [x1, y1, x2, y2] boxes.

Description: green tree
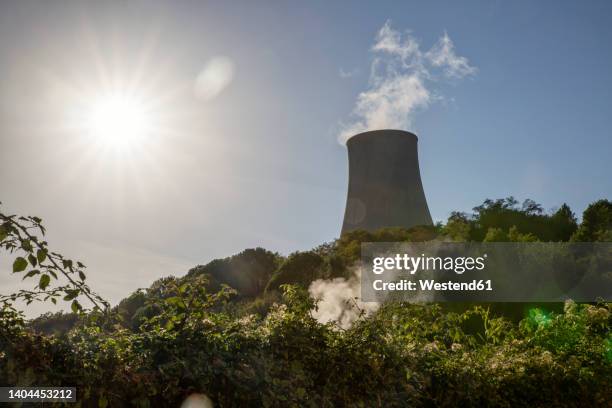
[[571, 199, 612, 242], [266, 251, 325, 292], [549, 203, 578, 241]]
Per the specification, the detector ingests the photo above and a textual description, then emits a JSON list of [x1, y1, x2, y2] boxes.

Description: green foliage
[[455, 197, 579, 242], [186, 247, 281, 297], [141, 274, 236, 331], [29, 311, 80, 335], [266, 251, 326, 292], [483, 226, 538, 242], [2, 295, 610, 407], [337, 225, 439, 263], [443, 211, 472, 241], [571, 199, 612, 242], [1, 197, 611, 406], [0, 202, 107, 311]]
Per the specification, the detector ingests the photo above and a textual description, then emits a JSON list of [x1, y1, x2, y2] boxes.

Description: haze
[[1, 1, 611, 315]]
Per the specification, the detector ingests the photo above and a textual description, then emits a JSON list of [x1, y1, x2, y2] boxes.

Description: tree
[[550, 203, 578, 241], [469, 197, 576, 242], [444, 211, 472, 241], [571, 199, 612, 242], [266, 251, 325, 292]]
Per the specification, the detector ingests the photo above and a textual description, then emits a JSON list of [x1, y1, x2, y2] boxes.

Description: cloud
[[194, 56, 235, 101], [338, 21, 476, 144], [339, 68, 359, 79]]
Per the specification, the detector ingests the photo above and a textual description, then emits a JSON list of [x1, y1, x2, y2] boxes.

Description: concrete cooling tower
[[341, 129, 433, 235]]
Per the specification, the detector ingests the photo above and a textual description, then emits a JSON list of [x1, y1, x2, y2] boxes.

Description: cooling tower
[[341, 129, 433, 234]]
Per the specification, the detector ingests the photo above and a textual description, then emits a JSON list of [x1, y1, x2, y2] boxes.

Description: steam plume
[[309, 267, 379, 329], [338, 21, 476, 144]]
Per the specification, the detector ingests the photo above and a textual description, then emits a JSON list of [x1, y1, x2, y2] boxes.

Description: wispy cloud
[[339, 67, 359, 79], [338, 21, 476, 144]]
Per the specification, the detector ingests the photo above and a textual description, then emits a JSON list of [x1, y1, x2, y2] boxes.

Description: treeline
[[31, 197, 612, 334]]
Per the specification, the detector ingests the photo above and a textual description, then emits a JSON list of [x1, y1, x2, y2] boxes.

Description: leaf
[[71, 300, 80, 313], [0, 226, 7, 242], [98, 394, 108, 408], [36, 249, 47, 263], [62, 259, 73, 269], [165, 296, 181, 305], [63, 291, 78, 301], [21, 240, 32, 251], [51, 297, 57, 304], [22, 269, 40, 280], [78, 271, 86, 281], [28, 254, 37, 267], [39, 274, 50, 290], [165, 297, 185, 310], [13, 257, 28, 272]]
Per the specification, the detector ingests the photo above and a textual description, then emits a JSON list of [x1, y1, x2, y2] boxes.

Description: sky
[[1, 1, 611, 315]]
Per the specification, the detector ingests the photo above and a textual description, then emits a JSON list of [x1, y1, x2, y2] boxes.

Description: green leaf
[[165, 296, 186, 310], [63, 291, 78, 301], [98, 394, 108, 408], [62, 259, 73, 269], [71, 300, 82, 313], [21, 240, 32, 251], [39, 274, 50, 290], [22, 269, 40, 280], [0, 226, 7, 243], [165, 296, 181, 304], [13, 257, 28, 272], [78, 271, 86, 281], [36, 249, 47, 263], [28, 254, 37, 267]]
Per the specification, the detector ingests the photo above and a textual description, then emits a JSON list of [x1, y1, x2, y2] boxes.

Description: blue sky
[[1, 1, 611, 312]]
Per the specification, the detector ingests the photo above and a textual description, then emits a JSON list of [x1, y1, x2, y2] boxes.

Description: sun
[[86, 94, 151, 150]]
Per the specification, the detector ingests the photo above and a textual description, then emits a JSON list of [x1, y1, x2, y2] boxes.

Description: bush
[[1, 296, 610, 407]]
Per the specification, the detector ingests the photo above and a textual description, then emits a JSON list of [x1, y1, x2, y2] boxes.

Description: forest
[[1, 197, 611, 407]]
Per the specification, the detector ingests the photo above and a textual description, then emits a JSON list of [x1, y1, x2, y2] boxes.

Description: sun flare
[[86, 94, 151, 150]]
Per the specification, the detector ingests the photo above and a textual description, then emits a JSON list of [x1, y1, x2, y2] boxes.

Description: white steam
[[309, 267, 379, 329], [338, 21, 476, 144]]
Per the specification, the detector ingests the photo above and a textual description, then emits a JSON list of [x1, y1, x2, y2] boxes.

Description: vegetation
[[1, 198, 611, 407]]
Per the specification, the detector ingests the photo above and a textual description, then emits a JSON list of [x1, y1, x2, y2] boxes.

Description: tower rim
[[346, 129, 418, 146]]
